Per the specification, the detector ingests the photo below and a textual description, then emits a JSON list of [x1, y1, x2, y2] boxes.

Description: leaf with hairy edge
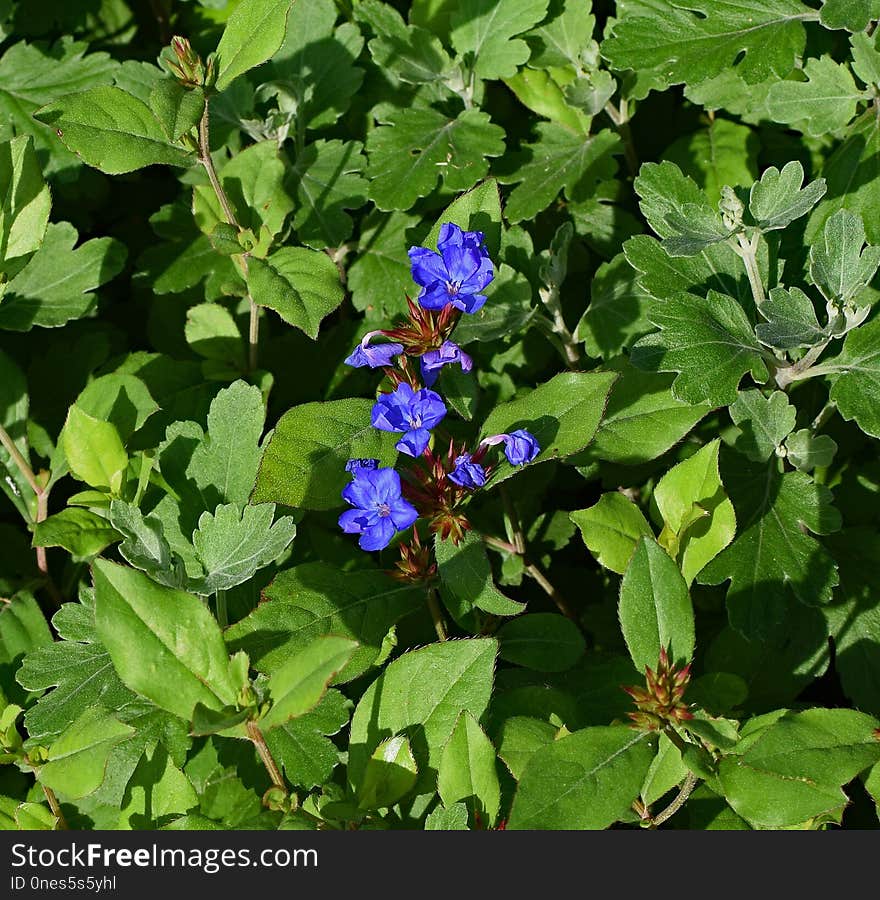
[[252, 399, 400, 510], [348, 639, 497, 794], [34, 86, 193, 174], [571, 493, 653, 576], [366, 106, 506, 211], [497, 613, 585, 672], [0, 134, 50, 263], [809, 208, 880, 307], [619, 537, 695, 672], [700, 453, 841, 639], [507, 726, 657, 829], [357, 735, 419, 810], [631, 291, 769, 408], [756, 287, 828, 350], [93, 559, 239, 721], [749, 161, 827, 231], [214, 0, 296, 91], [437, 711, 501, 825], [729, 390, 797, 462], [828, 317, 880, 439], [225, 562, 423, 683]]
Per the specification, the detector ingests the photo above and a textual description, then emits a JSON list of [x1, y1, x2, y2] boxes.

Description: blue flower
[[345, 458, 379, 473], [408, 222, 494, 314], [371, 383, 447, 457], [447, 453, 486, 490], [344, 332, 404, 369], [420, 341, 473, 387], [339, 464, 418, 551], [481, 429, 541, 466]]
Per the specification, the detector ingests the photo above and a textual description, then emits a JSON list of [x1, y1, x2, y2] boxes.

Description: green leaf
[[0, 134, 50, 264], [700, 454, 842, 639], [497, 613, 585, 672], [109, 500, 185, 590], [662, 119, 759, 204], [93, 559, 238, 720], [0, 349, 33, 517], [631, 290, 769, 408], [437, 711, 501, 825], [225, 562, 424, 683], [496, 716, 557, 780], [34, 86, 194, 174], [507, 726, 656, 829], [32, 508, 119, 560], [824, 530, 880, 715], [806, 110, 880, 244], [40, 706, 134, 799], [575, 253, 653, 359], [248, 246, 344, 339], [571, 493, 653, 575], [185, 303, 245, 366], [189, 503, 295, 596], [767, 56, 865, 136], [820, 0, 880, 31], [61, 405, 128, 494], [619, 537, 695, 672], [117, 743, 198, 828], [261, 636, 357, 730], [0, 593, 52, 668], [252, 398, 399, 510], [828, 317, 880, 439], [436, 531, 526, 622], [479, 370, 617, 485], [503, 68, 591, 134], [348, 638, 497, 794], [0, 222, 126, 331], [15, 593, 136, 743], [366, 106, 506, 211], [574, 359, 711, 467], [809, 208, 880, 307], [424, 802, 470, 830], [718, 708, 880, 827], [784, 430, 837, 472], [357, 734, 419, 810], [641, 733, 690, 806], [524, 0, 598, 69], [74, 373, 159, 443], [602, 0, 813, 93], [729, 389, 797, 462], [149, 80, 204, 142], [748, 160, 827, 232], [499, 124, 619, 223], [755, 287, 828, 350], [289, 139, 367, 249], [452, 263, 535, 344], [215, 0, 296, 91], [425, 179, 503, 259], [851, 30, 880, 86], [358, 0, 454, 86], [450, 0, 550, 80], [653, 439, 736, 584]]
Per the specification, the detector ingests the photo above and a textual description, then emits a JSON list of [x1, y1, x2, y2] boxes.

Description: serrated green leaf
[[366, 106, 506, 211], [499, 123, 619, 223], [357, 734, 418, 810], [820, 0, 880, 31], [809, 208, 880, 307], [748, 160, 827, 232], [729, 389, 797, 462], [34, 86, 193, 174], [189, 503, 296, 595], [784, 429, 837, 472], [93, 558, 238, 720], [700, 453, 842, 639], [438, 711, 501, 825], [571, 493, 653, 575], [262, 635, 357, 729], [348, 638, 498, 793], [619, 537, 695, 671], [149, 80, 204, 141], [827, 316, 880, 438], [496, 716, 557, 780], [252, 398, 399, 510], [109, 500, 185, 590], [248, 246, 344, 339], [215, 0, 296, 91], [225, 562, 423, 683], [497, 613, 585, 672], [0, 222, 126, 331], [0, 134, 50, 264], [524, 0, 598, 68], [508, 726, 656, 829], [756, 287, 828, 350], [631, 290, 769, 408], [602, 0, 814, 93], [767, 56, 865, 136], [450, 0, 550, 80]]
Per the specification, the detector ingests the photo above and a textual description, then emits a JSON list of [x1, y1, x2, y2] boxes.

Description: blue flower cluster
[[339, 223, 540, 552]]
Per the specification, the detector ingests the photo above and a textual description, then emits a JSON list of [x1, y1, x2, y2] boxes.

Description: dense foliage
[[1, 0, 880, 831]]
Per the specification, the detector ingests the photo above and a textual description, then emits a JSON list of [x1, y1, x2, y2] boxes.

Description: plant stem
[[651, 771, 699, 827], [524, 562, 579, 622], [811, 400, 837, 433], [774, 339, 831, 389], [0, 422, 41, 497], [538, 286, 581, 369], [215, 589, 228, 629], [604, 99, 638, 176], [427, 587, 448, 641], [198, 103, 260, 372], [41, 783, 67, 830], [735, 232, 765, 306], [482, 534, 520, 555], [246, 720, 287, 798]]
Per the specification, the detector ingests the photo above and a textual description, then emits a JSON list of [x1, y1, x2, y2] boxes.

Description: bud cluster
[[622, 646, 693, 731]]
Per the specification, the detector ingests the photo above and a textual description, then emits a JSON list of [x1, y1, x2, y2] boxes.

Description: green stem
[[734, 232, 765, 306], [604, 99, 638, 176], [246, 720, 287, 798], [774, 339, 831, 389], [41, 783, 67, 830], [198, 102, 260, 372], [427, 587, 448, 641], [538, 286, 580, 369], [0, 422, 41, 497], [216, 589, 228, 629], [651, 771, 699, 827]]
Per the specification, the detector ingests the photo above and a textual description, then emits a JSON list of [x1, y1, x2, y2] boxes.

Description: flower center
[[376, 502, 391, 517], [446, 280, 461, 296]]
